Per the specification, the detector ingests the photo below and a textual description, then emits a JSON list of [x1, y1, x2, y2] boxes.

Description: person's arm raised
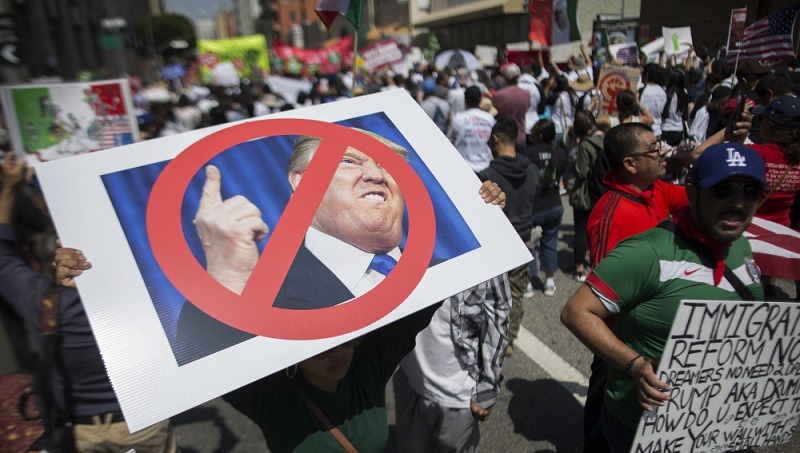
[[193, 165, 269, 294]]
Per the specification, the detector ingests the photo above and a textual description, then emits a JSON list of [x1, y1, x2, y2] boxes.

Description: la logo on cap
[[726, 147, 747, 167]]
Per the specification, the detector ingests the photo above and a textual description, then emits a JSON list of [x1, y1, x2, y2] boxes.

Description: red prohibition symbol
[[147, 119, 436, 339]]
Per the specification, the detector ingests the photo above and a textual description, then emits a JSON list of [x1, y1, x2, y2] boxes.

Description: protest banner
[[608, 42, 639, 65], [641, 36, 664, 62], [631, 300, 800, 453], [662, 26, 693, 56], [273, 35, 354, 75], [474, 45, 498, 67], [360, 39, 403, 71], [197, 34, 270, 85], [265, 75, 313, 107], [34, 90, 532, 431], [726, 8, 748, 54], [596, 65, 641, 116], [550, 40, 581, 64], [0, 79, 138, 162]]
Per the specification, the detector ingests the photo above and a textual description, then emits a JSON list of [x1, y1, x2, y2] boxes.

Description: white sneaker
[[544, 281, 557, 296], [523, 282, 535, 298]]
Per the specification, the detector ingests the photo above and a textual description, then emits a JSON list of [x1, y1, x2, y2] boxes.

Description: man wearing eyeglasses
[[581, 122, 689, 453], [587, 123, 689, 269], [561, 143, 766, 453]]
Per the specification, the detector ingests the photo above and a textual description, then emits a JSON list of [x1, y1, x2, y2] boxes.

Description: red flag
[[529, 0, 553, 46], [744, 217, 800, 280]]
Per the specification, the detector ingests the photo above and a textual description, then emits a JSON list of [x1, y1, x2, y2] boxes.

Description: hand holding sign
[[194, 165, 269, 294], [634, 357, 671, 412]]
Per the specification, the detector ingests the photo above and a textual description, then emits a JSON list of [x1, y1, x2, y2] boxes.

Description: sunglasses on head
[[707, 181, 765, 202]]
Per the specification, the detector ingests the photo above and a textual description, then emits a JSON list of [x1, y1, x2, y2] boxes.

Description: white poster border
[[35, 90, 531, 430]]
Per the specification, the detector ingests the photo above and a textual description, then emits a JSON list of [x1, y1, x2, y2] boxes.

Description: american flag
[[613, 42, 639, 65], [738, 4, 800, 61], [744, 217, 800, 280]]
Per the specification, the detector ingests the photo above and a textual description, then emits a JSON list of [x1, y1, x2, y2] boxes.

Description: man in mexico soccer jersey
[[561, 143, 766, 453]]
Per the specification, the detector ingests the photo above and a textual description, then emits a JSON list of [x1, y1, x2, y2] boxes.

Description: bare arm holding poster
[[561, 284, 671, 411]]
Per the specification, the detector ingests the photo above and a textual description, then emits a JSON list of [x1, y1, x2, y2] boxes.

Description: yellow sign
[[197, 34, 270, 84]]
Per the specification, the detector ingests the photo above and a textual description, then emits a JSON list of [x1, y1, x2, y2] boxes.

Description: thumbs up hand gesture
[[194, 165, 269, 294]]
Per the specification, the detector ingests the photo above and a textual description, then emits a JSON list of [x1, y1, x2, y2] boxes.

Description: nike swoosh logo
[[684, 268, 701, 276]]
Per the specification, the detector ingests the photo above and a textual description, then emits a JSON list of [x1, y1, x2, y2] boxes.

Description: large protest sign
[[197, 34, 270, 85], [596, 65, 641, 116], [608, 42, 639, 65], [272, 36, 354, 75], [34, 90, 532, 430], [361, 39, 403, 71], [632, 300, 800, 453], [726, 8, 748, 54], [0, 79, 138, 162], [550, 41, 582, 64], [662, 26, 693, 56]]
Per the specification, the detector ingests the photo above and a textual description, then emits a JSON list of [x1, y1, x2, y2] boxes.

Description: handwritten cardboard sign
[[632, 300, 800, 453], [34, 90, 531, 431]]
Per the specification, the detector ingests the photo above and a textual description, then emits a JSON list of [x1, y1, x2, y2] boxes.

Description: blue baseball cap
[[689, 143, 766, 188], [752, 95, 800, 128], [422, 78, 437, 95]]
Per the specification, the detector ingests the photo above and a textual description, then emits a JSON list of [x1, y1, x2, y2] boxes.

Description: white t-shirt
[[662, 91, 687, 133], [448, 108, 496, 172], [551, 91, 575, 134], [639, 84, 667, 136], [173, 106, 201, 132], [689, 106, 710, 143], [609, 115, 642, 128], [517, 74, 542, 134], [399, 297, 474, 407], [447, 87, 466, 117]]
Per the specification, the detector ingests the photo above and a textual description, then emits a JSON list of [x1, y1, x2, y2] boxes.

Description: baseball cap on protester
[[422, 78, 437, 95], [752, 95, 800, 128], [689, 143, 766, 188]]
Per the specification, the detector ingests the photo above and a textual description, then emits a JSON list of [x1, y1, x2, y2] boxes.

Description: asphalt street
[[1, 195, 798, 452]]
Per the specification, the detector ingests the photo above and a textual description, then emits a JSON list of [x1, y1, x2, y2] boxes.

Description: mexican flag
[[315, 0, 363, 30], [529, 0, 581, 46], [552, 0, 581, 45], [528, 0, 553, 46]]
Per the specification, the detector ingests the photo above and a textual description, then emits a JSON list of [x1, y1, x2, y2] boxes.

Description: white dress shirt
[[305, 227, 402, 298]]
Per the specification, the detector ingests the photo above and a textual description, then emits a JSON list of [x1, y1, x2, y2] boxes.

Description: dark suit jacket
[[173, 243, 356, 365]]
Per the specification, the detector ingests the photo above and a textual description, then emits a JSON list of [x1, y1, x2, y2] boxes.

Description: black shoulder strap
[[656, 220, 756, 301], [610, 188, 646, 206]]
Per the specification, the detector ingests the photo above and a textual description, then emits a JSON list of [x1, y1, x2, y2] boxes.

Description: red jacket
[[588, 173, 688, 266]]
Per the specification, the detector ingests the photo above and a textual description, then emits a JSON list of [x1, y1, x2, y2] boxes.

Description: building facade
[[0, 0, 163, 82], [234, 0, 262, 36], [412, 0, 641, 53]]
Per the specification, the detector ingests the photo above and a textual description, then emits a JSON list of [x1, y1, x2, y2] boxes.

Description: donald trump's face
[[290, 146, 405, 254]]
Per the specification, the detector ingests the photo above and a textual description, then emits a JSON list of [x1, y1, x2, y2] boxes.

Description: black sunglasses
[[707, 181, 765, 202]]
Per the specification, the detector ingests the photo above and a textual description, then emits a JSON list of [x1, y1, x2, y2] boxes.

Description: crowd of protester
[[1, 33, 800, 452]]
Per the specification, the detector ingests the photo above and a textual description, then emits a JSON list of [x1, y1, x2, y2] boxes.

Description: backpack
[[575, 90, 592, 113], [587, 135, 610, 206]]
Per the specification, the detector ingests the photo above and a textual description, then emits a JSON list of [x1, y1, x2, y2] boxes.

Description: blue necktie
[[368, 254, 397, 276]]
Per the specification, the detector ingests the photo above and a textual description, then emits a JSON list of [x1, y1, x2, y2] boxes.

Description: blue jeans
[[530, 203, 564, 276]]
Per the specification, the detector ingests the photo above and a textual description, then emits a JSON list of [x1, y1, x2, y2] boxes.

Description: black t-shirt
[[523, 141, 568, 212]]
